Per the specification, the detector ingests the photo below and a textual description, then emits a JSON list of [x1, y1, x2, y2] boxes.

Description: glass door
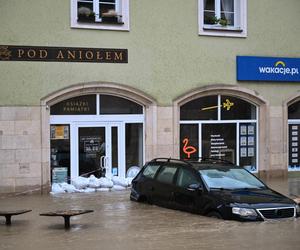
[[201, 123, 236, 164], [71, 122, 125, 180], [78, 126, 106, 177]]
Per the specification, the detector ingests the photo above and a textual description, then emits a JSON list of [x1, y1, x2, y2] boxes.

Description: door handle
[[100, 156, 105, 171], [104, 156, 108, 169]]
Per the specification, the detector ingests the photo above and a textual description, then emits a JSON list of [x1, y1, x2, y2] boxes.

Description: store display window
[[180, 95, 258, 172], [288, 100, 300, 171], [50, 124, 70, 183]]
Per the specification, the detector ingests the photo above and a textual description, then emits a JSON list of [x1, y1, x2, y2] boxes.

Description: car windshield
[[199, 168, 265, 190]]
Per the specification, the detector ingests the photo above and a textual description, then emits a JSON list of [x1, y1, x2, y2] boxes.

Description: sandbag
[[96, 188, 110, 192], [111, 185, 127, 191], [72, 176, 89, 189], [60, 183, 78, 193], [83, 187, 96, 193], [99, 177, 114, 188], [88, 175, 101, 188], [51, 183, 66, 194], [112, 176, 130, 187]]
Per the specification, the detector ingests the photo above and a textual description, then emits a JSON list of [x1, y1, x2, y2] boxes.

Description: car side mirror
[[187, 183, 203, 193]]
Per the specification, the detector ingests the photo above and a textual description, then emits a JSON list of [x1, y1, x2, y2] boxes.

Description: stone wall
[[0, 106, 50, 195]]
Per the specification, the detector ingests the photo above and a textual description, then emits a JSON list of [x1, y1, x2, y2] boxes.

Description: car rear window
[[142, 164, 160, 179], [156, 165, 177, 184]]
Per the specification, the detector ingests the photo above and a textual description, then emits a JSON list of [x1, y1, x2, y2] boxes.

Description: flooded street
[[1, 178, 300, 250]]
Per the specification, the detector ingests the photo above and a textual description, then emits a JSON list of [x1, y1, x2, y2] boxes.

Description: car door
[[151, 164, 178, 208], [136, 163, 161, 201], [173, 167, 203, 213]]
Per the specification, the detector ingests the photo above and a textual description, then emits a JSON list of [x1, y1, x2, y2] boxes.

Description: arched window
[[288, 100, 300, 171], [180, 95, 258, 172], [50, 94, 144, 181]]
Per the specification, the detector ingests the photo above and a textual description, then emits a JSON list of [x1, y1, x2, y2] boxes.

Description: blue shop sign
[[237, 56, 300, 82]]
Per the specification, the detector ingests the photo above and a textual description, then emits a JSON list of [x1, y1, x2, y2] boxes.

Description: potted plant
[[218, 18, 228, 26], [101, 9, 122, 23], [204, 15, 219, 25], [77, 7, 95, 23]]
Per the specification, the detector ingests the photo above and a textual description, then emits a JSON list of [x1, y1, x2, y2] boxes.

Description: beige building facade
[[0, 0, 300, 195]]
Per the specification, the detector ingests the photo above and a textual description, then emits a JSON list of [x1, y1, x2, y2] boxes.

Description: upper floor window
[[198, 0, 247, 37], [71, 0, 129, 31]]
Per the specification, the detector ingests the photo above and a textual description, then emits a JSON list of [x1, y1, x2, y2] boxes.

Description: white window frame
[[198, 0, 247, 37], [179, 95, 258, 172], [50, 94, 145, 179], [71, 0, 130, 31], [287, 120, 300, 172]]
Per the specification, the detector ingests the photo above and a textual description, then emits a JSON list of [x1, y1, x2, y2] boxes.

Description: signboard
[[80, 136, 104, 157], [0, 45, 127, 63], [237, 56, 300, 82], [50, 95, 96, 115], [50, 125, 69, 139], [52, 167, 68, 183]]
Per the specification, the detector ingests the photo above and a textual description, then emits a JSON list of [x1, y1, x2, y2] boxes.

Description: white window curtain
[[221, 0, 233, 20]]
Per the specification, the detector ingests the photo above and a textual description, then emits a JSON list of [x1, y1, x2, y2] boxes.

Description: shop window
[[100, 95, 143, 114], [71, 0, 130, 31], [221, 96, 256, 120], [288, 101, 300, 119], [125, 123, 143, 175], [202, 124, 236, 164], [180, 124, 199, 160], [199, 0, 247, 37], [239, 123, 256, 171], [288, 100, 300, 171], [50, 125, 70, 183], [180, 94, 257, 172], [180, 95, 218, 120], [50, 95, 96, 115]]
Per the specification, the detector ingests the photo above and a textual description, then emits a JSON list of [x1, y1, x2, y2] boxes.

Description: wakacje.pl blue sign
[[237, 56, 300, 82]]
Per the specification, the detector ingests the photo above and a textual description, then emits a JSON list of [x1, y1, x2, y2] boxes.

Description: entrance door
[[71, 122, 125, 180], [202, 123, 236, 164]]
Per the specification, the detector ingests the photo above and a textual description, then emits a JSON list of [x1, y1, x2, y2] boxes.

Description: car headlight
[[232, 207, 257, 217]]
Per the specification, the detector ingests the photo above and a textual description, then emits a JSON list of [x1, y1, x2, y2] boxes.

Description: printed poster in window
[[248, 147, 254, 157], [240, 147, 247, 157], [240, 136, 247, 146], [248, 136, 255, 146], [50, 125, 69, 140], [240, 125, 247, 135], [248, 125, 255, 135]]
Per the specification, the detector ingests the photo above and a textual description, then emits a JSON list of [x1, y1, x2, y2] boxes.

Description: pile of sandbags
[[51, 174, 133, 194]]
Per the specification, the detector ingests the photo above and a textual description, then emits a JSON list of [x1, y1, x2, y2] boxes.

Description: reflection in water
[[0, 179, 300, 250]]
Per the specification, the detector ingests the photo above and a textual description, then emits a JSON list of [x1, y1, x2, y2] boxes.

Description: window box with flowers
[[71, 0, 129, 31], [198, 0, 247, 37]]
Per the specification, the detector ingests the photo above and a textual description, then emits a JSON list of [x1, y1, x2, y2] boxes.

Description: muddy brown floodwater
[[1, 178, 300, 250]]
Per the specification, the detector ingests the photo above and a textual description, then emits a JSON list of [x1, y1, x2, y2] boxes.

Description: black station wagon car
[[130, 158, 300, 221]]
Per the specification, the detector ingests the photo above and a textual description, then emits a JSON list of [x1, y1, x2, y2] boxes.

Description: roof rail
[[150, 158, 192, 166], [186, 157, 234, 165]]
